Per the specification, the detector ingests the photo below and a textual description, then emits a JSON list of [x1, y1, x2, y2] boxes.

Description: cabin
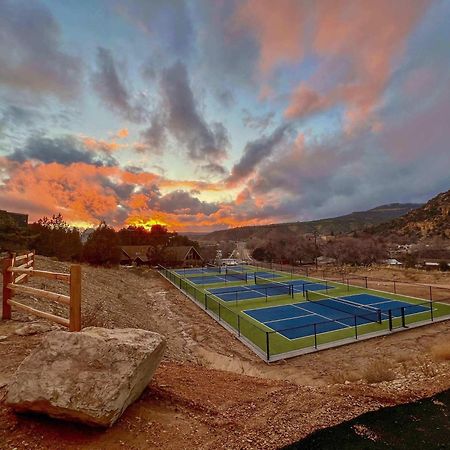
[[0, 210, 28, 228], [120, 245, 151, 266], [161, 246, 203, 267]]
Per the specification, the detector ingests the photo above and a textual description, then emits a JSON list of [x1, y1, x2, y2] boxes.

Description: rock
[[6, 327, 166, 427], [14, 323, 53, 336]]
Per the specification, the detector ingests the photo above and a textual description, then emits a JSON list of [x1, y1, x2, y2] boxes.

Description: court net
[[305, 290, 382, 324], [254, 275, 293, 298], [225, 267, 248, 282]]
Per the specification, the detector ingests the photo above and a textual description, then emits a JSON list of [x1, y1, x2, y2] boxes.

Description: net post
[[265, 288, 268, 302], [205, 294, 208, 310], [401, 307, 405, 327], [430, 301, 434, 321], [266, 332, 270, 362], [204, 292, 207, 307], [254, 273, 257, 283], [314, 323, 317, 349], [354, 316, 358, 339], [388, 309, 393, 331], [302, 283, 305, 297]]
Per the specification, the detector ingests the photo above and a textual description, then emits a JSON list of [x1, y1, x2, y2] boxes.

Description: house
[[120, 245, 151, 265], [0, 210, 28, 228], [161, 246, 203, 267]]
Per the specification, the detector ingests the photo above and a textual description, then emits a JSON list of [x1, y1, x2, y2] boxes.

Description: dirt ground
[[0, 257, 449, 449]]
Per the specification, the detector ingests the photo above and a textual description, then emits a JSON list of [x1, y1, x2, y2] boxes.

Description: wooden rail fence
[[1, 251, 81, 331]]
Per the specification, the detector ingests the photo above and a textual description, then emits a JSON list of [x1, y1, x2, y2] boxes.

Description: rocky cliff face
[[373, 190, 450, 238]]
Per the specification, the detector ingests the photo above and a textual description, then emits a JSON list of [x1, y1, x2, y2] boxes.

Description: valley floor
[[0, 257, 449, 449]]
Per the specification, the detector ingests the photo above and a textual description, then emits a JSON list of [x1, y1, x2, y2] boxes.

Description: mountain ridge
[[201, 202, 423, 241]]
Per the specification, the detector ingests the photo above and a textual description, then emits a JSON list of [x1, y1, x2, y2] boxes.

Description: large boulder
[[6, 327, 166, 427]]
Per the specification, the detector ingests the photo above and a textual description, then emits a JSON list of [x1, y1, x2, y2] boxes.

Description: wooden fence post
[[2, 255, 13, 319], [69, 265, 81, 332]]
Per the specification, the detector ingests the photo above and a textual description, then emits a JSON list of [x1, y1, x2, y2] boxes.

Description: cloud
[[9, 135, 118, 167], [158, 61, 229, 168], [0, 0, 81, 98], [235, 0, 430, 129], [242, 109, 275, 131], [116, 128, 129, 139], [155, 190, 219, 215], [228, 123, 291, 185], [233, 0, 307, 75], [138, 115, 167, 153], [284, 84, 331, 120], [114, 0, 194, 58], [91, 47, 147, 123]]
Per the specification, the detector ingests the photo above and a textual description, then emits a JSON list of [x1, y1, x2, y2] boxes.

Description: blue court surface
[[243, 294, 430, 340]]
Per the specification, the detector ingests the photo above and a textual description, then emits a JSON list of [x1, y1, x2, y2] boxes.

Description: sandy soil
[[0, 257, 449, 449]]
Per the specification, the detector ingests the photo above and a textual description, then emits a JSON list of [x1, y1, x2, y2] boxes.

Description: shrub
[[431, 342, 450, 361], [361, 359, 396, 384]]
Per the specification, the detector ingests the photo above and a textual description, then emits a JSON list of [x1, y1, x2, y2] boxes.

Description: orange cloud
[[236, 0, 430, 129], [81, 136, 124, 153], [116, 128, 129, 139], [0, 159, 260, 232], [234, 0, 306, 75], [284, 84, 331, 119]]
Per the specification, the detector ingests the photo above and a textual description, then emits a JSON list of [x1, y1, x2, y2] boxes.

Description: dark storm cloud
[[91, 47, 147, 123], [0, 0, 81, 98], [158, 61, 229, 167], [139, 115, 167, 153], [228, 123, 291, 184], [155, 190, 219, 215], [9, 135, 117, 167]]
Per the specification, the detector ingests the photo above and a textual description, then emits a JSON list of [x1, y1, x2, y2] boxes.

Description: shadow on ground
[[284, 389, 449, 450]]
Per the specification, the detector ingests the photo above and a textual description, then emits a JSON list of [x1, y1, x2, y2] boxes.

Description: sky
[[0, 0, 449, 232]]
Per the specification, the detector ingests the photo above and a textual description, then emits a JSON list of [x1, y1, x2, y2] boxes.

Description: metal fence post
[[238, 315, 241, 336], [401, 307, 406, 328], [314, 324, 317, 349], [266, 332, 270, 362], [354, 316, 358, 339], [429, 286, 433, 301], [388, 310, 393, 331], [430, 301, 434, 321]]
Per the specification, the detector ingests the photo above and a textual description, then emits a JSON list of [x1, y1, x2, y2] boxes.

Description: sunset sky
[[0, 0, 449, 232]]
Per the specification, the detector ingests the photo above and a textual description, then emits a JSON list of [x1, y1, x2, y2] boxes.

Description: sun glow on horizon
[[125, 217, 170, 231]]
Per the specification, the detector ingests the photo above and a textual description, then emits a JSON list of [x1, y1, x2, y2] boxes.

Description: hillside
[[371, 189, 450, 238], [202, 203, 421, 242]]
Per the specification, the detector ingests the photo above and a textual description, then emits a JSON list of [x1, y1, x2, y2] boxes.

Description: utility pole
[[314, 231, 319, 269]]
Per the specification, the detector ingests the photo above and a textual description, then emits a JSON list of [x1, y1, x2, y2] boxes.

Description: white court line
[[291, 303, 351, 328], [263, 312, 314, 324]]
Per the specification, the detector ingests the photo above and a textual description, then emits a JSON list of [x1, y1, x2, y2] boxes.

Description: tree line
[[0, 213, 198, 266]]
